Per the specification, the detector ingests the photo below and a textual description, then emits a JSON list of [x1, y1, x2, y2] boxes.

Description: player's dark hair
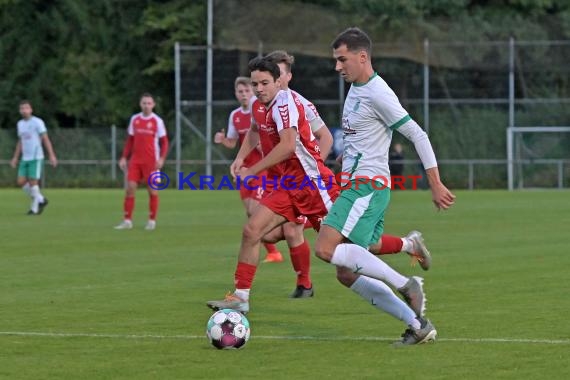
[[234, 76, 252, 88], [331, 27, 372, 56], [248, 57, 281, 81], [265, 50, 295, 73], [19, 99, 32, 106], [140, 92, 154, 100]]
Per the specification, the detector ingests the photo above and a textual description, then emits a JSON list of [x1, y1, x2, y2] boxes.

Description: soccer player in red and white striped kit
[[115, 93, 169, 230]]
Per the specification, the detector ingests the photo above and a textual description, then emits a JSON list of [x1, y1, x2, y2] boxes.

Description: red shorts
[[260, 176, 339, 231], [294, 215, 314, 229], [127, 162, 156, 184], [239, 171, 267, 201]]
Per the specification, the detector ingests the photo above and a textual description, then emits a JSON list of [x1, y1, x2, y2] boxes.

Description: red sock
[[124, 196, 135, 220], [234, 262, 257, 289], [289, 240, 311, 288], [379, 234, 404, 254], [149, 194, 158, 220], [263, 243, 279, 254]]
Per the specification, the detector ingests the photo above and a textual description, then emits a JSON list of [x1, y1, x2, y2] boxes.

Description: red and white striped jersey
[[127, 112, 167, 164], [226, 106, 262, 167], [251, 90, 331, 181]]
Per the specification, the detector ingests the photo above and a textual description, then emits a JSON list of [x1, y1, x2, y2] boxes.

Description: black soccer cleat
[[290, 285, 314, 298], [37, 198, 49, 214]]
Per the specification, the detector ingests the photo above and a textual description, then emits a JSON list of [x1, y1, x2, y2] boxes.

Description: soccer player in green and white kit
[[10, 100, 57, 215], [315, 27, 456, 346]]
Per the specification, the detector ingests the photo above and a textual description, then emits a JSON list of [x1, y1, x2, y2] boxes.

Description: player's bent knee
[[336, 267, 358, 287], [282, 224, 297, 239], [368, 242, 381, 255], [242, 222, 263, 243], [314, 241, 333, 262]]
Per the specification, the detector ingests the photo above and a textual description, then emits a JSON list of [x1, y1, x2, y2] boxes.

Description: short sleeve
[[226, 110, 239, 139], [371, 81, 411, 130], [272, 91, 299, 133], [127, 115, 136, 135], [36, 118, 47, 134], [156, 116, 167, 138]]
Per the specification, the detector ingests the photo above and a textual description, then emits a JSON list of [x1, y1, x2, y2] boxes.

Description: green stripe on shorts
[[323, 180, 390, 248]]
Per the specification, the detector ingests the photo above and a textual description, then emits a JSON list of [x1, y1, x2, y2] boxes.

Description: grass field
[[1, 188, 569, 379]]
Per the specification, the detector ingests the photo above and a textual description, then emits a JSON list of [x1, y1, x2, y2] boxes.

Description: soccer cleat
[[37, 198, 49, 215], [145, 220, 156, 230], [397, 276, 426, 317], [393, 317, 437, 346], [290, 285, 314, 298], [27, 210, 37, 216], [405, 231, 431, 271], [114, 220, 133, 230], [207, 292, 249, 314], [263, 251, 284, 263]]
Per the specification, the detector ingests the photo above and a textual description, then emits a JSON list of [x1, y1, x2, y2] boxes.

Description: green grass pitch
[[1, 189, 569, 379]]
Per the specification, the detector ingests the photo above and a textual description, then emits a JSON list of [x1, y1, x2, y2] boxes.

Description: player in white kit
[[315, 27, 455, 346], [10, 100, 57, 215]]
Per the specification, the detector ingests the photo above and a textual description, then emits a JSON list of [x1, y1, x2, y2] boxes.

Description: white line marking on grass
[[1, 331, 569, 345]]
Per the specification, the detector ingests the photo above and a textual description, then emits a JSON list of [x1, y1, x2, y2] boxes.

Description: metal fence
[[2, 39, 568, 190], [174, 38, 570, 190]]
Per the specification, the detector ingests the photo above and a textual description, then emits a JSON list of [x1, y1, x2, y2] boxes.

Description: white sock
[[331, 243, 409, 289], [30, 185, 45, 203], [401, 237, 413, 253], [351, 276, 419, 328], [235, 289, 250, 301], [30, 185, 43, 213], [22, 183, 32, 198]]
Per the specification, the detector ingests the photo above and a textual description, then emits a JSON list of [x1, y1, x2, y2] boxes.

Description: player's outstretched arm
[[397, 119, 455, 210], [215, 129, 238, 149]]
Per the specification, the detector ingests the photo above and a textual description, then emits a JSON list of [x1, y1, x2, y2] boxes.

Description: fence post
[[507, 128, 514, 191], [111, 124, 116, 181], [558, 161, 564, 189], [468, 162, 474, 190]]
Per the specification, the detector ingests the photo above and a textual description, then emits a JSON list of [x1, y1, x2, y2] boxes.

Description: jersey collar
[[354, 72, 378, 87]]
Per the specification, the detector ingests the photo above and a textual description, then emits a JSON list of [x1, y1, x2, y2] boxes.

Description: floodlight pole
[[507, 37, 515, 191], [205, 0, 214, 176], [175, 42, 182, 188]]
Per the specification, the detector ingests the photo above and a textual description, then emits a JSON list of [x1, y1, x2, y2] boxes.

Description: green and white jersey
[[341, 73, 410, 186], [17, 116, 47, 160]]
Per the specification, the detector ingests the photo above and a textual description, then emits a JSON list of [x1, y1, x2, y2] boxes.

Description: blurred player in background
[[207, 57, 339, 313], [315, 27, 455, 345], [214, 76, 283, 261], [115, 93, 169, 231], [10, 100, 57, 215]]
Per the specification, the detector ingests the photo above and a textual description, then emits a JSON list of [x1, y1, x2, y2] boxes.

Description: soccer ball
[[206, 309, 250, 349]]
